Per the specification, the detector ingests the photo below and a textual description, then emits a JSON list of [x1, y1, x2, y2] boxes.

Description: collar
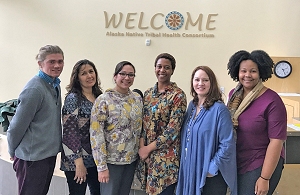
[[153, 82, 176, 97], [37, 70, 61, 88]]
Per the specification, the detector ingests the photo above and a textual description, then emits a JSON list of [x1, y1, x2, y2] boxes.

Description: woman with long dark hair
[[61, 59, 102, 195]]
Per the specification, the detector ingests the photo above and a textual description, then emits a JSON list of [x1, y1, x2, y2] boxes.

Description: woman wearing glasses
[[90, 61, 143, 195]]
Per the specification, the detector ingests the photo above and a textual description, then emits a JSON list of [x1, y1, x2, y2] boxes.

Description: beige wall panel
[[265, 57, 300, 93], [1, 0, 300, 103]]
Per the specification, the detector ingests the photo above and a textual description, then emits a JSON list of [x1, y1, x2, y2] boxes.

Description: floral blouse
[[60, 93, 96, 171], [137, 82, 187, 195], [90, 88, 143, 172]]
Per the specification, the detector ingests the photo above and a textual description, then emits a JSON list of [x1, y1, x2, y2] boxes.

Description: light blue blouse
[[176, 101, 237, 195]]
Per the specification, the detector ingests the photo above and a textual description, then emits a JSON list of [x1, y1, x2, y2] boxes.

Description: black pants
[[64, 166, 100, 195], [158, 183, 176, 195], [202, 172, 227, 195], [238, 157, 284, 195]]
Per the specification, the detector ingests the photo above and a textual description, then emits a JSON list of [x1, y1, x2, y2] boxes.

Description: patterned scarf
[[227, 80, 264, 140]]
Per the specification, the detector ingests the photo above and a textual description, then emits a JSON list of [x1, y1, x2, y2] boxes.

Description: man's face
[[38, 53, 64, 78]]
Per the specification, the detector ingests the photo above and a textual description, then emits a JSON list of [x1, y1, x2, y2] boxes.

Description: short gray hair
[[35, 45, 64, 62]]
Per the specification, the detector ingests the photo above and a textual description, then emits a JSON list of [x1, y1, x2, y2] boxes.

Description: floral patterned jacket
[[90, 88, 143, 172], [137, 82, 187, 195], [60, 93, 96, 171]]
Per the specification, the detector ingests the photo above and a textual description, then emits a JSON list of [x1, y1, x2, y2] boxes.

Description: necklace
[[194, 105, 202, 119]]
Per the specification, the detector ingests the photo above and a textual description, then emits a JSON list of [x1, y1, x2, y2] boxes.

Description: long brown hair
[[190, 66, 223, 109], [66, 59, 102, 100]]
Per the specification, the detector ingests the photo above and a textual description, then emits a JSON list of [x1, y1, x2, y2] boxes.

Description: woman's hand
[[256, 138, 283, 194], [74, 158, 87, 184], [98, 169, 109, 183], [255, 177, 269, 195], [139, 145, 151, 160], [139, 141, 157, 160]]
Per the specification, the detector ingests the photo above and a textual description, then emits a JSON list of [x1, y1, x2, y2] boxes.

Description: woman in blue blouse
[[176, 66, 237, 195], [61, 59, 102, 195]]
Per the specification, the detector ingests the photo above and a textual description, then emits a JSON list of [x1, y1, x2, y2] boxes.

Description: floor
[[1, 129, 299, 195], [0, 157, 147, 195]]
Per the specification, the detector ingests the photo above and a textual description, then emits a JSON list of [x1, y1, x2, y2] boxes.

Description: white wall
[[1, 0, 300, 103]]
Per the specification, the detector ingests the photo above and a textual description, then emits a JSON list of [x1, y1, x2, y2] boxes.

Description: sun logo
[[165, 11, 184, 30]]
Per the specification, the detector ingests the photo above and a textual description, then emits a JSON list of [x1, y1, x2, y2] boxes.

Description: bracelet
[[260, 176, 270, 181]]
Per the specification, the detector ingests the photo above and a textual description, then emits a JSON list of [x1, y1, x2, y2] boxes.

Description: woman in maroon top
[[227, 50, 287, 195]]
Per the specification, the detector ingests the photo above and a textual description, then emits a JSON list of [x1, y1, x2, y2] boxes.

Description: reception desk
[[285, 127, 300, 164]]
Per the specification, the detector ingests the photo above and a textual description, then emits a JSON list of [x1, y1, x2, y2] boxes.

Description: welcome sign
[[104, 11, 218, 38]]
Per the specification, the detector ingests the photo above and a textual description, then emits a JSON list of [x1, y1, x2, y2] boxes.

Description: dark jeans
[[202, 172, 227, 195], [158, 183, 176, 195], [238, 157, 284, 195], [64, 166, 100, 195], [13, 156, 56, 195], [100, 161, 137, 195]]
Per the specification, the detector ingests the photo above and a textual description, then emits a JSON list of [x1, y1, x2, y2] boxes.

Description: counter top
[[278, 93, 300, 97], [287, 126, 300, 136]]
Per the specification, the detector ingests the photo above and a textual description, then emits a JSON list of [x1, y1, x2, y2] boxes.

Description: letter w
[[104, 11, 123, 28]]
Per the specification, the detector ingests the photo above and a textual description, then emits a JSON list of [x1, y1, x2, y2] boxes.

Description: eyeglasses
[[118, 72, 135, 78]]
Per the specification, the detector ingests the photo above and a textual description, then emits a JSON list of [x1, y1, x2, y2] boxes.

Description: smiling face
[[38, 53, 64, 78], [239, 60, 260, 91], [114, 65, 135, 94], [155, 58, 174, 85], [193, 69, 210, 98], [78, 64, 96, 91]]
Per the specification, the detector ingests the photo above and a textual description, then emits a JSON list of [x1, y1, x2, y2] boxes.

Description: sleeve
[[156, 91, 187, 149], [141, 93, 147, 141], [266, 94, 287, 140], [208, 105, 236, 176], [7, 87, 43, 157], [90, 95, 108, 172], [61, 94, 83, 161]]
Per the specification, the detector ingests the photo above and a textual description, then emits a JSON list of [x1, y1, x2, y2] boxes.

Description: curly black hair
[[227, 50, 274, 82]]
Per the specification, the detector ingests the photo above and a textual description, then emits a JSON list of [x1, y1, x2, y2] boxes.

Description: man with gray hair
[[7, 45, 64, 195]]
